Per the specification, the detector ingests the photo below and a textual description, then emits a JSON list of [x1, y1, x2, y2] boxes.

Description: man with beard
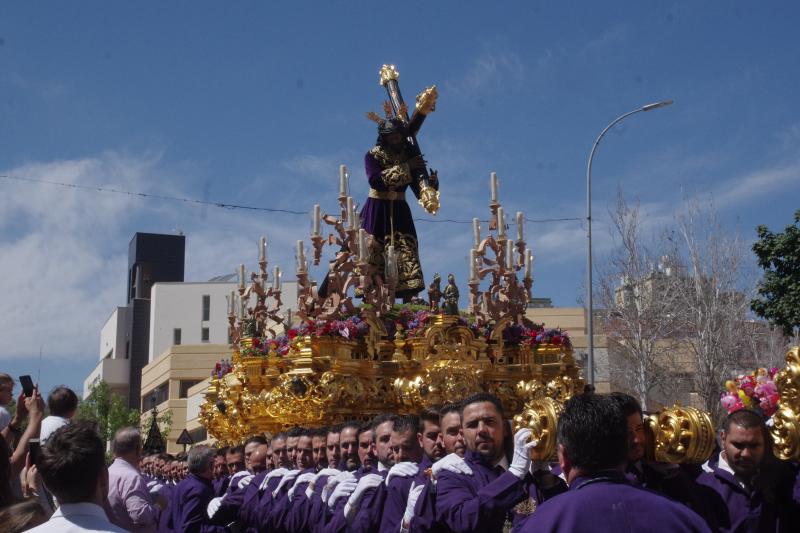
[[312, 427, 329, 470], [434, 393, 536, 532], [322, 416, 398, 533], [304, 422, 360, 533], [326, 424, 341, 471], [262, 429, 317, 532], [696, 409, 800, 532], [211, 448, 229, 497]]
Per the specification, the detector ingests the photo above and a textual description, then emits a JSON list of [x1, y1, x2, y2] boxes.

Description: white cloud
[[714, 162, 800, 209]]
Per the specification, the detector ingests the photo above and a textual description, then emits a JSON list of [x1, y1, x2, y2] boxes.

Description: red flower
[[287, 329, 298, 340]]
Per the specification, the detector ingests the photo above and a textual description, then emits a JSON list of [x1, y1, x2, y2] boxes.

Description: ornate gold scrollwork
[[771, 347, 800, 461], [644, 404, 715, 464], [513, 398, 563, 461]]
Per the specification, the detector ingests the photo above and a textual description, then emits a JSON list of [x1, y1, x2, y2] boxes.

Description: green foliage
[[751, 210, 800, 335], [78, 380, 141, 446]]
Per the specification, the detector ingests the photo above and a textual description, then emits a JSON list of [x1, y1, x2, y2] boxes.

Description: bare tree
[[668, 197, 752, 421], [597, 192, 680, 410]]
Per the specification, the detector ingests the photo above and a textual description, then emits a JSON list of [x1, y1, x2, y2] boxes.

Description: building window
[[179, 380, 201, 398], [202, 295, 210, 321], [201, 327, 210, 342], [173, 328, 182, 345], [143, 380, 170, 409]]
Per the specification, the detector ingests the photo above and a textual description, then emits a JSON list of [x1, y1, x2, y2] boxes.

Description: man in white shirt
[[105, 426, 159, 532], [28, 420, 127, 533], [40, 386, 78, 443]]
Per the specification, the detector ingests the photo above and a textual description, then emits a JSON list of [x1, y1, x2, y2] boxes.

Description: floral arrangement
[[239, 314, 370, 358], [501, 323, 571, 348], [720, 367, 780, 418], [212, 359, 233, 379]]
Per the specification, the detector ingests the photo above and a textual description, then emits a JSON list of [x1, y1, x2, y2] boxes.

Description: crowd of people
[[2, 370, 800, 532]]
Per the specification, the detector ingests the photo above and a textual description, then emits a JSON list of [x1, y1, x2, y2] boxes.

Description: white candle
[[497, 207, 505, 238], [273, 266, 280, 290], [386, 245, 397, 280], [239, 264, 246, 289], [228, 290, 235, 315], [353, 210, 360, 230], [358, 229, 368, 261], [339, 164, 348, 196], [473, 218, 481, 247], [490, 172, 498, 203], [296, 240, 306, 272], [312, 204, 321, 236], [525, 248, 533, 279], [516, 212, 524, 242], [233, 293, 239, 318], [346, 197, 355, 229], [469, 249, 477, 281], [505, 239, 514, 270], [259, 236, 266, 261], [240, 296, 247, 319]]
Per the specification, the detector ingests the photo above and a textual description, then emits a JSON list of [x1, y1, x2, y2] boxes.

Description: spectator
[[105, 427, 158, 532], [28, 420, 126, 532], [2, 387, 45, 504], [0, 374, 15, 440], [170, 445, 216, 533], [40, 387, 78, 444], [0, 498, 50, 532]]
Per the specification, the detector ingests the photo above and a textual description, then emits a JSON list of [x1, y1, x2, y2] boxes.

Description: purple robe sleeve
[[435, 470, 527, 532], [380, 475, 415, 532], [348, 483, 388, 533]]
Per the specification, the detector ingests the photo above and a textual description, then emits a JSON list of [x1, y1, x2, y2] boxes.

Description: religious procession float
[[199, 65, 800, 465]]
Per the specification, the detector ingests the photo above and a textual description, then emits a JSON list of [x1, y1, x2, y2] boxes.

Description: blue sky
[[2, 1, 799, 398]]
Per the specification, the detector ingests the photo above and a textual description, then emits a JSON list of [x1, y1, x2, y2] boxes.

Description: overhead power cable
[[0, 173, 582, 225]]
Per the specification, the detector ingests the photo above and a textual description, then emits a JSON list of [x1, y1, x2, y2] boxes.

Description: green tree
[[78, 380, 141, 446], [751, 210, 800, 336]]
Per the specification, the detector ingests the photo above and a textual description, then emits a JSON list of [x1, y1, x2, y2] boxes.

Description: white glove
[[228, 470, 251, 492], [260, 467, 288, 490], [431, 453, 473, 479], [305, 468, 341, 499], [327, 478, 357, 508], [509, 428, 537, 479], [386, 461, 419, 486], [236, 474, 255, 490], [273, 469, 300, 497], [401, 482, 424, 531], [343, 473, 383, 522], [206, 496, 224, 518], [321, 471, 354, 504], [289, 472, 317, 501], [316, 467, 341, 478]]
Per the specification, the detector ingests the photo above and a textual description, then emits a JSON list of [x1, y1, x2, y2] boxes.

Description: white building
[[84, 274, 297, 400], [84, 307, 132, 398], [149, 279, 298, 361]]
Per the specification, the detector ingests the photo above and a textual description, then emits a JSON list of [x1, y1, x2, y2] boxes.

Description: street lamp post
[[586, 100, 673, 387]]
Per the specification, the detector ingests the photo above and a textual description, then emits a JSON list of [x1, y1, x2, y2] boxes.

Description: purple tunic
[[262, 468, 316, 533], [434, 451, 528, 532], [320, 467, 377, 533], [169, 473, 215, 533], [236, 471, 268, 532], [518, 472, 711, 533], [379, 457, 432, 533], [359, 147, 433, 298]]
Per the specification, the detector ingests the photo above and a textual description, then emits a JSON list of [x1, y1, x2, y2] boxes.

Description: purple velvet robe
[[320, 467, 378, 533], [236, 471, 268, 533], [360, 147, 433, 298], [517, 472, 711, 533], [284, 470, 337, 533], [212, 475, 230, 497], [262, 468, 316, 533], [434, 451, 528, 532], [169, 473, 215, 533], [378, 456, 432, 533], [304, 472, 339, 533]]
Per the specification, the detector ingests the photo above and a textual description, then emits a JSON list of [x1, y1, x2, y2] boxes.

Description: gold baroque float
[[771, 346, 800, 461]]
